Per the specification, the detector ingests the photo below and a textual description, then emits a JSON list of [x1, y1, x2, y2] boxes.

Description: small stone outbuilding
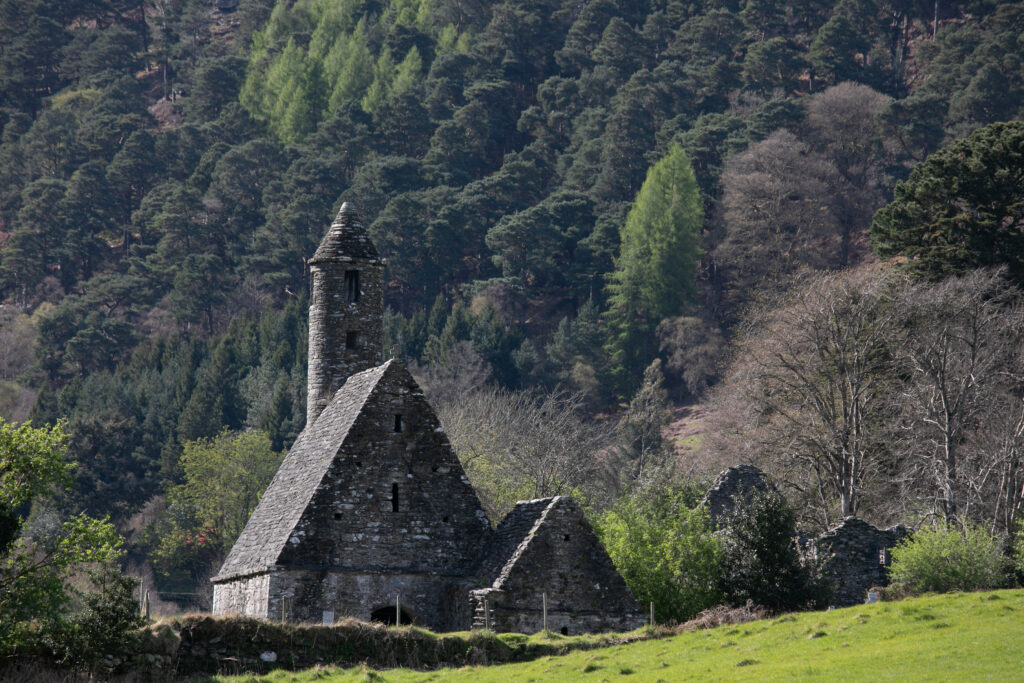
[[469, 496, 645, 634], [212, 205, 644, 634]]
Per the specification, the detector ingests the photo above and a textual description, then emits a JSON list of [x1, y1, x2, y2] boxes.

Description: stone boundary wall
[[96, 614, 655, 679]]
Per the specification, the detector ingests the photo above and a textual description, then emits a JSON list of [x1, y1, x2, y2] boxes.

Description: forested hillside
[[2, 0, 1024, 608]]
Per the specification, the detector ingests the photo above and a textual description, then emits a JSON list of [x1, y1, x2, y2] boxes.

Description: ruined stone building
[[212, 204, 645, 634], [704, 465, 910, 607]]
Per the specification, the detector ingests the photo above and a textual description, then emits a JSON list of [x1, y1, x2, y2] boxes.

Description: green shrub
[[888, 524, 1007, 595], [46, 563, 144, 670], [716, 490, 830, 612], [595, 486, 722, 624]]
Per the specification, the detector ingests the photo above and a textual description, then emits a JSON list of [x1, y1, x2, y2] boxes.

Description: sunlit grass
[[210, 589, 1024, 682]]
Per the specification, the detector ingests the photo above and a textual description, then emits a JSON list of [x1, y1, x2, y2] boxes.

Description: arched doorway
[[370, 605, 415, 626]]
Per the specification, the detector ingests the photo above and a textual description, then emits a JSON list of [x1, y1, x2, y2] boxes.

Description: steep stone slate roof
[[310, 202, 382, 264], [473, 498, 552, 586], [212, 361, 395, 582]]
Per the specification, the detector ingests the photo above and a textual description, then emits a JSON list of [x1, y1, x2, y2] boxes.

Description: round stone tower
[[306, 202, 385, 425]]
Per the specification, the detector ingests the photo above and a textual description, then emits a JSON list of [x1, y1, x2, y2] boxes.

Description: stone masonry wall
[[263, 570, 463, 629], [811, 517, 909, 607], [276, 362, 491, 629], [702, 464, 775, 524], [212, 573, 272, 618]]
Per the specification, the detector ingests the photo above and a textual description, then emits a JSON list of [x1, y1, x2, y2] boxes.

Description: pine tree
[[605, 145, 703, 391]]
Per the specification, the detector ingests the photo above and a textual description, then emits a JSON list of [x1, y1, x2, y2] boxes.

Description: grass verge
[[208, 589, 1024, 682]]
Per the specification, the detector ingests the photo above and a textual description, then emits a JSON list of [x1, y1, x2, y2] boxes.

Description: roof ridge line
[[491, 497, 559, 590]]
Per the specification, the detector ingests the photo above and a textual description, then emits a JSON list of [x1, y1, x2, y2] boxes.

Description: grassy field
[[213, 590, 1024, 682]]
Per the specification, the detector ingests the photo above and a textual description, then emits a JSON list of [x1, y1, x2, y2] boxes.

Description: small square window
[[394, 414, 403, 432], [346, 331, 359, 349]]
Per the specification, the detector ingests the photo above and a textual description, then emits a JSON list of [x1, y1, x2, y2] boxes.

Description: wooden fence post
[[542, 592, 547, 632]]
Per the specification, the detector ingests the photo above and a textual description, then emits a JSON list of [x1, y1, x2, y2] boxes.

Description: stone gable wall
[[279, 366, 490, 576]]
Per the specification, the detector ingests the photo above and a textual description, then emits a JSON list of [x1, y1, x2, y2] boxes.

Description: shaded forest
[[2, 0, 1024, 606]]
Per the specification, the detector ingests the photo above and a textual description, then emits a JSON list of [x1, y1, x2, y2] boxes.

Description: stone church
[[211, 204, 644, 634]]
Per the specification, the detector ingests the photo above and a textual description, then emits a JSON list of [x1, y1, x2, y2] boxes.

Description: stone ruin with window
[[211, 204, 645, 633], [705, 464, 912, 608]]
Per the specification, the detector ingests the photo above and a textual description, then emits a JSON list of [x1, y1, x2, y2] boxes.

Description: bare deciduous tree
[[424, 354, 617, 520], [892, 268, 1024, 528], [705, 265, 901, 528], [804, 82, 892, 266], [712, 130, 843, 323]]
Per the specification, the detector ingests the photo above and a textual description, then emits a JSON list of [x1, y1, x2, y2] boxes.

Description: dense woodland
[[2, 0, 1024, 617]]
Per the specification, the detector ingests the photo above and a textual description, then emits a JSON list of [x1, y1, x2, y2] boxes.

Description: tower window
[[345, 270, 360, 303], [391, 483, 400, 512], [394, 414, 403, 432], [346, 331, 359, 349]]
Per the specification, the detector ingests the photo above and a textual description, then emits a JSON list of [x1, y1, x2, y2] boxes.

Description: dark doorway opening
[[370, 605, 415, 626]]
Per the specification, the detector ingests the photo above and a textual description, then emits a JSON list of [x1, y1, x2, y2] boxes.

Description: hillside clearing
[[211, 590, 1024, 682]]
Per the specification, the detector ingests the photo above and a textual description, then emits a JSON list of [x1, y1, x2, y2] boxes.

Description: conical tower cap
[[310, 202, 382, 264]]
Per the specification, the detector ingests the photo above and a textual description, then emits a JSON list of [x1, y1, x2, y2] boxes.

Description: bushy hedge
[[716, 490, 831, 612], [595, 486, 723, 624], [888, 524, 1008, 595]]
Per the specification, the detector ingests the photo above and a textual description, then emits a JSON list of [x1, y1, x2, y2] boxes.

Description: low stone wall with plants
[[117, 614, 655, 679]]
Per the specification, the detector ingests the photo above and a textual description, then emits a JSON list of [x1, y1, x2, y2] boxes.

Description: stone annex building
[[211, 204, 645, 634]]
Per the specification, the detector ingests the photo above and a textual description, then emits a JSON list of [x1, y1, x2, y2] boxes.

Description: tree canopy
[[871, 121, 1024, 282], [605, 145, 702, 386]]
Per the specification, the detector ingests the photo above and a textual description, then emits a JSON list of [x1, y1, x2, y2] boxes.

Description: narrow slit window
[[391, 483, 399, 512], [345, 270, 360, 303], [394, 414, 403, 432], [346, 331, 359, 350]]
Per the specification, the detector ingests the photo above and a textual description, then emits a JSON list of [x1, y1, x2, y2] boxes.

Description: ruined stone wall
[[811, 517, 909, 607], [211, 573, 272, 618], [702, 464, 775, 524], [306, 259, 384, 424]]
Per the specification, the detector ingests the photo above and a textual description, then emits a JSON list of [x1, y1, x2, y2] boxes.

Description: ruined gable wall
[[702, 464, 775, 524]]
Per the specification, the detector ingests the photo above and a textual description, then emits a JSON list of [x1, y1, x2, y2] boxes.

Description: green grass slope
[[213, 590, 1024, 682]]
